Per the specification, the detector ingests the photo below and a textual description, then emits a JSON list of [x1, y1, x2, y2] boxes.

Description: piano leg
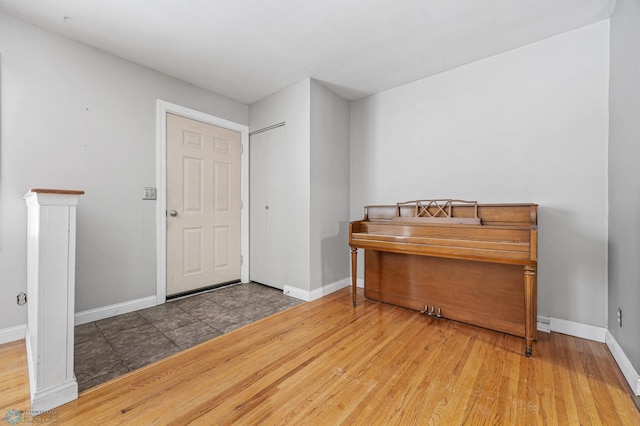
[[350, 247, 358, 307], [523, 265, 537, 357]]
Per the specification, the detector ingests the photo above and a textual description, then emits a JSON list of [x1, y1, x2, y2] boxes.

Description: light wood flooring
[[2, 287, 639, 425]]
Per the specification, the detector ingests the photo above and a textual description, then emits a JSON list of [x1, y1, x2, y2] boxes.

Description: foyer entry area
[[74, 283, 303, 391]]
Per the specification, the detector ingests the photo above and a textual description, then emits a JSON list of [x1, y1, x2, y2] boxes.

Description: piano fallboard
[[351, 222, 535, 265]]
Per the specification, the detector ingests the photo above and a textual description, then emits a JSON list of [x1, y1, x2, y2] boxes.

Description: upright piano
[[349, 199, 538, 356]]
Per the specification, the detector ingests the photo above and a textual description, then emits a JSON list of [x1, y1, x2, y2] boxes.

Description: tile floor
[[74, 282, 303, 392]]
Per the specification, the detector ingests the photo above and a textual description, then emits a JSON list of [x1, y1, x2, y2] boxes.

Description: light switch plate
[[143, 187, 157, 200]]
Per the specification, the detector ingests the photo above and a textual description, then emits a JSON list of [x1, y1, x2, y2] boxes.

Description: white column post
[[24, 188, 84, 412]]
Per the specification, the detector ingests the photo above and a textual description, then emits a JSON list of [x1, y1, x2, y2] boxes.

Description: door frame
[[156, 100, 249, 304]]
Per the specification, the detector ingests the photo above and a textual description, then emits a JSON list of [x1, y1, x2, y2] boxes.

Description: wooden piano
[[349, 199, 538, 356]]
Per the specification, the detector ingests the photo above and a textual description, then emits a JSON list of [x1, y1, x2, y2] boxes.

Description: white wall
[[249, 79, 311, 292], [249, 78, 351, 296], [350, 21, 610, 327], [609, 0, 640, 372], [0, 12, 248, 332], [310, 80, 350, 291]]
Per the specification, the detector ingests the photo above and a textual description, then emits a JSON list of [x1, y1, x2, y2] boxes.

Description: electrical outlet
[[617, 307, 622, 327], [17, 292, 27, 306], [142, 187, 157, 200]]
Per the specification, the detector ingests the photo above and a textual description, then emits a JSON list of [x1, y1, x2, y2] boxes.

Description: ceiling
[[0, 0, 616, 104]]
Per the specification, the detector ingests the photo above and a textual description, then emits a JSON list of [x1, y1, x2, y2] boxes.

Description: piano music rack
[[393, 199, 481, 225]]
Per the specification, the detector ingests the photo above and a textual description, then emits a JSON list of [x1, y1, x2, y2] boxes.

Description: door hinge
[[241, 144, 244, 153], [240, 200, 243, 209], [240, 255, 244, 265]]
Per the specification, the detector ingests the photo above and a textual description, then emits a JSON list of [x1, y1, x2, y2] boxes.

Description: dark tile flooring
[[74, 282, 303, 392]]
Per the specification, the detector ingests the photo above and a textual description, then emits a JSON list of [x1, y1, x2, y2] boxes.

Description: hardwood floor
[[0, 341, 30, 421], [2, 287, 639, 425]]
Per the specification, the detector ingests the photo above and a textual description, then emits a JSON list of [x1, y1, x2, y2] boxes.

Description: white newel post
[[24, 188, 84, 412]]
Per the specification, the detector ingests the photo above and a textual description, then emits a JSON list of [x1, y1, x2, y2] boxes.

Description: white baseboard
[[547, 317, 607, 343], [74, 296, 157, 325], [0, 323, 26, 344], [284, 278, 351, 302], [30, 379, 78, 413], [536, 316, 608, 342], [1, 297, 159, 340], [281, 285, 309, 301], [606, 331, 640, 396]]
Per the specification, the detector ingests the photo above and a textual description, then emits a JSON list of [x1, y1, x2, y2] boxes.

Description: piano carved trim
[[349, 200, 538, 356], [393, 199, 481, 225]]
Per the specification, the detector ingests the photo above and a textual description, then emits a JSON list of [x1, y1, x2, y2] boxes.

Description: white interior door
[[166, 113, 241, 296], [249, 125, 285, 289]]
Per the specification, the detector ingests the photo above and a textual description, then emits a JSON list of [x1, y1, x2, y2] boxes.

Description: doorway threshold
[[166, 280, 242, 301]]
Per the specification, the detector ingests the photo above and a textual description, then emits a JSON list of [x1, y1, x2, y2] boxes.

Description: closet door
[[249, 125, 285, 289]]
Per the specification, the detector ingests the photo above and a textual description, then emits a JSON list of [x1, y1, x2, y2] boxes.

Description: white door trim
[[156, 100, 249, 304]]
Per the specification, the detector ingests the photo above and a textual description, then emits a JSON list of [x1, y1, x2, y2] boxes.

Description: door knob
[[265, 205, 269, 210], [169, 210, 178, 217]]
